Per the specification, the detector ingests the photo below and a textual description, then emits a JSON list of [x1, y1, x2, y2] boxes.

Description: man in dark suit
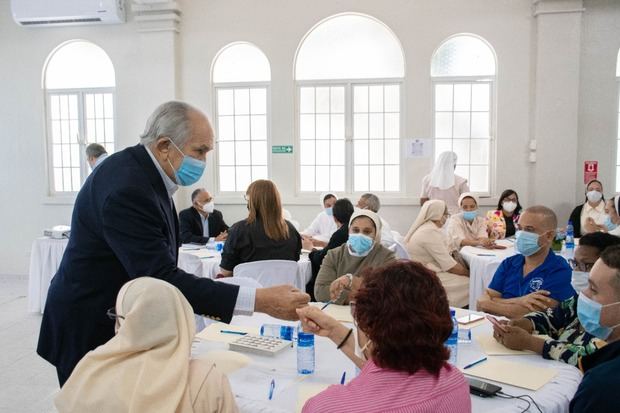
[[37, 101, 309, 386], [179, 188, 228, 244]]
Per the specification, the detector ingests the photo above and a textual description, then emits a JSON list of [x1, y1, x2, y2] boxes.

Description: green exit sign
[[272, 145, 293, 154]]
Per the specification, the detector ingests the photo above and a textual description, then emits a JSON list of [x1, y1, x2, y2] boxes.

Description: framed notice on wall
[[584, 161, 598, 184]]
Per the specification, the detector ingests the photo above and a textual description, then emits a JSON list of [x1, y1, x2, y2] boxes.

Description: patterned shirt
[[302, 360, 471, 413], [524, 295, 605, 366]]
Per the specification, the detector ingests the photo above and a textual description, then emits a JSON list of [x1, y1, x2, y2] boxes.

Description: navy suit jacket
[[37, 144, 239, 375], [179, 207, 229, 244]]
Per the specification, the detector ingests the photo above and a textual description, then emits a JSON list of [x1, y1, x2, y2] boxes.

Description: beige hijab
[[55, 277, 197, 413], [349, 209, 383, 245], [404, 200, 447, 243]]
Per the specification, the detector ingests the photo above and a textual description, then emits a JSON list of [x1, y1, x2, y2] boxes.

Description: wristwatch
[[345, 273, 353, 289]]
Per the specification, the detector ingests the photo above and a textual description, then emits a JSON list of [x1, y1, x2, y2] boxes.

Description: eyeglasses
[[568, 259, 594, 272], [106, 307, 125, 320]]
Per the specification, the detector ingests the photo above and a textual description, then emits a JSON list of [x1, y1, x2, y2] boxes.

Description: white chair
[[233, 260, 301, 288], [389, 240, 410, 260], [216, 276, 263, 289]]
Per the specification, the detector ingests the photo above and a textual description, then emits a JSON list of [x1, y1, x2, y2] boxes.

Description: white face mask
[[202, 201, 215, 213], [571, 271, 590, 293], [502, 201, 517, 213], [586, 190, 603, 203], [353, 328, 371, 362]]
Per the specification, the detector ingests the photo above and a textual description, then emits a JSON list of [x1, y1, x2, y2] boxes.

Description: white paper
[[405, 138, 432, 158]]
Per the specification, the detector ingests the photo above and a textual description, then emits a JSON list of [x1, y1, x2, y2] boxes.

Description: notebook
[[461, 358, 557, 391]]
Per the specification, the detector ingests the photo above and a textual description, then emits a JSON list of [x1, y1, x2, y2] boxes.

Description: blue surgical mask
[[463, 210, 478, 221], [604, 215, 617, 231], [325, 207, 333, 216], [347, 233, 373, 256], [571, 271, 590, 293], [515, 230, 541, 256], [577, 292, 620, 340], [167, 140, 206, 186]]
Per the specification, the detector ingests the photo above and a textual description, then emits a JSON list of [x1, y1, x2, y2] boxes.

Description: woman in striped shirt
[[296, 260, 471, 413]]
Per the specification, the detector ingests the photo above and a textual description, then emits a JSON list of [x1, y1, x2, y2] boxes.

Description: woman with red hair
[[297, 260, 471, 413]]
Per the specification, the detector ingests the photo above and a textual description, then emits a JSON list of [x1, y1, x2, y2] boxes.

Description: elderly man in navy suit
[[37, 101, 310, 386]]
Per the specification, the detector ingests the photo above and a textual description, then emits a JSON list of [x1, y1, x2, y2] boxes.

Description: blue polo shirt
[[488, 249, 575, 301]]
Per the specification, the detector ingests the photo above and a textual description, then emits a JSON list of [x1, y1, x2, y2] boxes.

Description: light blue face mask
[[463, 210, 478, 222], [348, 233, 373, 256], [571, 271, 590, 293], [604, 215, 618, 231], [325, 207, 333, 216], [577, 292, 620, 340], [515, 230, 541, 257], [168, 140, 206, 186]]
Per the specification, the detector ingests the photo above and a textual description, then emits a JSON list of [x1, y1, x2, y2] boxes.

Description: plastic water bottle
[[297, 331, 315, 374], [565, 221, 575, 253], [446, 310, 458, 365], [260, 324, 296, 341]]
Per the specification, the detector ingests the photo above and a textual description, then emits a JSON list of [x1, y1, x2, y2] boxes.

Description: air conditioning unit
[[11, 0, 126, 27]]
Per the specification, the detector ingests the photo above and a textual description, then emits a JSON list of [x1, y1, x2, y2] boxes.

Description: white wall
[[0, 0, 619, 275]]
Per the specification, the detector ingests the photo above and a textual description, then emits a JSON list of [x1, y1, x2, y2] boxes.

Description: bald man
[[477, 206, 574, 318]]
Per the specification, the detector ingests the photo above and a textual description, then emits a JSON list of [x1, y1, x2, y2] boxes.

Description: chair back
[[233, 260, 301, 288]]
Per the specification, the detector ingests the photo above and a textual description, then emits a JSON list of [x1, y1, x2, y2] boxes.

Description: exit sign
[[272, 145, 293, 154]]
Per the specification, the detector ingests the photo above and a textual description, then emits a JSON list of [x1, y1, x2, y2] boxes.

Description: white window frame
[[213, 80, 271, 194], [616, 80, 620, 193], [431, 75, 496, 196], [295, 77, 404, 195], [45, 87, 116, 196]]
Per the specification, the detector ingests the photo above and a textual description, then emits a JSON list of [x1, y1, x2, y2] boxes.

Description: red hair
[[353, 260, 452, 375]]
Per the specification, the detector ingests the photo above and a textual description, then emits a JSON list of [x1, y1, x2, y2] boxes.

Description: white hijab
[[404, 200, 447, 243], [349, 209, 383, 244], [429, 151, 458, 190], [55, 277, 197, 413]]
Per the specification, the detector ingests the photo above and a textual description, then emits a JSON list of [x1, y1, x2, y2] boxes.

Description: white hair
[[139, 101, 198, 148]]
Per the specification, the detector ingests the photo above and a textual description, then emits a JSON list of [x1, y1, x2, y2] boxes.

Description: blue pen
[[463, 357, 487, 370], [321, 301, 333, 310], [340, 371, 346, 384], [220, 330, 247, 335], [268, 379, 275, 400]]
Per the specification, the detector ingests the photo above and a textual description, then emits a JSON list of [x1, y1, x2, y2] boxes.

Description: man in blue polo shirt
[[478, 205, 575, 318]]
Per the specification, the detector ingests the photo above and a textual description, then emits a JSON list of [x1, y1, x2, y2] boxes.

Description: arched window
[[431, 34, 496, 194], [43, 40, 116, 194], [295, 13, 405, 192], [616, 49, 620, 192], [212, 42, 271, 192]]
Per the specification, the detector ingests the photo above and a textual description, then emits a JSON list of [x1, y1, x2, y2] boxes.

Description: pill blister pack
[[228, 334, 291, 356]]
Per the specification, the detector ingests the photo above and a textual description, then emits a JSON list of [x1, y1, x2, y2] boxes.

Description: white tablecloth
[[178, 247, 312, 289], [28, 237, 69, 313], [192, 308, 581, 413], [460, 240, 516, 310]]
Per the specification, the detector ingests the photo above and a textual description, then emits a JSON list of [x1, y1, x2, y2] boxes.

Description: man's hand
[[517, 290, 553, 312], [254, 285, 310, 320], [215, 231, 228, 242], [301, 236, 314, 251], [509, 318, 534, 333], [493, 325, 532, 350], [312, 238, 328, 248]]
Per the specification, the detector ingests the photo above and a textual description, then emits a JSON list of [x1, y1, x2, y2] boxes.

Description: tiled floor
[[0, 275, 58, 413]]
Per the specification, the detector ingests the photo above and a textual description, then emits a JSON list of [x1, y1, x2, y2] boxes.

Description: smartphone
[[457, 314, 484, 325], [467, 377, 502, 397], [486, 315, 507, 332]]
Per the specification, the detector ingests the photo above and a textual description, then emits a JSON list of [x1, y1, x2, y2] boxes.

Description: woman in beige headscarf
[[314, 209, 396, 304], [405, 200, 470, 307], [446, 193, 499, 251], [55, 277, 238, 413]]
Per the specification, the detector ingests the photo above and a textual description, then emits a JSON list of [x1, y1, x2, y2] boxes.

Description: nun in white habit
[[419, 151, 470, 214]]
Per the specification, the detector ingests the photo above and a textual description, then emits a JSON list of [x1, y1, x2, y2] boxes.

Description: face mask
[[463, 210, 478, 221], [586, 190, 603, 203], [571, 271, 590, 293], [202, 201, 215, 214], [577, 292, 620, 340], [515, 230, 541, 257], [502, 201, 517, 213], [604, 215, 617, 231], [167, 140, 206, 186], [353, 328, 372, 362], [347, 233, 373, 256], [325, 207, 333, 216]]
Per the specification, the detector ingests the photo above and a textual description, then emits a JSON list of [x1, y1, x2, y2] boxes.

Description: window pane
[[354, 140, 369, 165], [235, 141, 251, 165], [252, 166, 268, 180], [354, 86, 369, 113], [213, 43, 271, 83], [354, 114, 368, 139], [452, 140, 471, 165], [219, 166, 236, 191], [251, 141, 267, 165], [53, 167, 63, 191], [236, 166, 252, 191], [316, 87, 330, 114], [250, 115, 267, 140], [369, 165, 384, 191], [385, 165, 399, 191], [469, 166, 488, 192], [330, 166, 345, 191], [218, 90, 234, 116], [300, 114, 315, 139], [235, 116, 250, 140], [300, 165, 315, 191], [250, 88, 266, 114], [331, 114, 345, 139], [384, 113, 399, 140], [218, 116, 234, 141], [316, 114, 330, 139], [331, 141, 345, 165], [315, 166, 330, 191], [104, 93, 113, 118], [45, 40, 115, 89], [431, 35, 496, 77], [434, 139, 453, 158], [435, 84, 453, 111], [369, 140, 384, 164], [300, 87, 315, 114], [354, 165, 369, 191], [218, 142, 235, 165], [471, 84, 490, 111], [369, 114, 383, 140], [435, 113, 452, 138], [331, 87, 345, 113], [369, 86, 383, 113], [453, 84, 471, 111], [234, 89, 250, 115], [384, 85, 399, 112], [453, 113, 471, 138], [455, 165, 470, 183], [300, 141, 315, 165], [471, 112, 490, 138], [315, 140, 330, 165], [385, 139, 399, 164], [470, 139, 490, 165]]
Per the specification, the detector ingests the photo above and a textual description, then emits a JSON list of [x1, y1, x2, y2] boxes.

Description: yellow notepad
[[461, 358, 557, 391], [296, 383, 330, 413], [476, 334, 537, 356], [196, 323, 260, 343]]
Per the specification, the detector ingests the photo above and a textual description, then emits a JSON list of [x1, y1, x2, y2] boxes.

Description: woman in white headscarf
[[314, 209, 396, 304], [302, 192, 339, 247], [446, 193, 500, 251], [405, 200, 470, 307], [420, 151, 469, 214], [55, 277, 238, 413]]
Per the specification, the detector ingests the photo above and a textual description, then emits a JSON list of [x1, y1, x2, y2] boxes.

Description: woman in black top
[[303, 198, 355, 299], [219, 180, 301, 275]]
